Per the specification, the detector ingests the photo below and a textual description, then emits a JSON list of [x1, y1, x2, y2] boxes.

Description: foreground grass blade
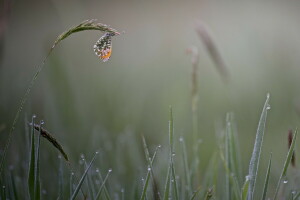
[[140, 139, 160, 200], [95, 170, 111, 200], [28, 116, 36, 200], [247, 94, 270, 200], [163, 165, 171, 200], [273, 129, 298, 200], [190, 187, 201, 200], [261, 153, 272, 200], [179, 137, 192, 198], [0, 19, 120, 177], [33, 123, 42, 200], [96, 169, 111, 200], [32, 124, 69, 161], [241, 176, 250, 200], [204, 188, 213, 200], [70, 152, 99, 200]]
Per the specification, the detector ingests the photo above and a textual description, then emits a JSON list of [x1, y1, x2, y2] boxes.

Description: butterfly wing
[[93, 33, 113, 62]]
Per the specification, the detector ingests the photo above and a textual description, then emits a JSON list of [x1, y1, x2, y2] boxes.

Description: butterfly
[[93, 32, 117, 62]]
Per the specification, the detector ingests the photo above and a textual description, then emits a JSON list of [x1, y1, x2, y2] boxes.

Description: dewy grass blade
[[179, 137, 192, 197], [163, 165, 171, 200], [241, 176, 250, 200], [273, 129, 298, 200], [95, 169, 112, 200], [169, 106, 179, 200], [190, 187, 201, 200], [96, 169, 111, 200], [84, 161, 96, 200], [28, 116, 36, 200], [33, 122, 42, 200], [0, 19, 120, 177], [247, 94, 270, 200], [261, 153, 272, 200], [70, 152, 99, 200], [140, 138, 160, 200]]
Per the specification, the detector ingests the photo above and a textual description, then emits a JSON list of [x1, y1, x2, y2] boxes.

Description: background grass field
[[1, 0, 300, 199]]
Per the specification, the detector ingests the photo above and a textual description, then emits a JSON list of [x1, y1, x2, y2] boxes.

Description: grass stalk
[[247, 94, 270, 200]]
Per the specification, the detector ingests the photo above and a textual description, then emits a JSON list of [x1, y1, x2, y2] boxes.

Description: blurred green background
[[1, 0, 300, 198]]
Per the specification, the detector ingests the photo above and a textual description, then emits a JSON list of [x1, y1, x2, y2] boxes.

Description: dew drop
[[172, 153, 176, 156], [266, 105, 271, 110], [58, 155, 62, 159], [108, 168, 112, 173], [32, 114, 36, 118], [245, 175, 250, 181], [157, 145, 162, 148], [283, 180, 288, 184], [40, 120, 45, 125], [96, 168, 99, 173], [147, 167, 151, 171], [95, 151, 99, 154], [71, 172, 74, 176], [179, 137, 183, 142]]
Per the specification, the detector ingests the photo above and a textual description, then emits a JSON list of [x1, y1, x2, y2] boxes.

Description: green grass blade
[[168, 106, 179, 200], [69, 172, 74, 198], [273, 129, 298, 200], [163, 165, 171, 200], [179, 137, 192, 197], [261, 153, 272, 200], [95, 169, 112, 200], [140, 141, 159, 200], [70, 152, 98, 200], [204, 188, 213, 200], [28, 116, 36, 199], [247, 94, 270, 200], [241, 176, 250, 200], [171, 161, 179, 200], [190, 187, 201, 200], [225, 116, 231, 200], [34, 122, 42, 200], [2, 186, 6, 200], [84, 160, 96, 200], [96, 169, 111, 200]]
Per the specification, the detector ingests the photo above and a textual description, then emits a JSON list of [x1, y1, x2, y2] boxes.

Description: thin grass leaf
[[69, 172, 74, 198], [163, 165, 171, 200], [96, 169, 111, 200], [84, 161, 96, 200], [204, 188, 213, 200], [220, 151, 240, 199], [168, 106, 179, 200], [2, 186, 6, 200], [179, 137, 192, 197], [32, 124, 68, 161], [70, 152, 98, 200], [293, 192, 300, 200], [33, 122, 42, 200], [28, 116, 36, 199], [273, 129, 298, 200], [227, 113, 242, 185], [225, 117, 231, 200], [141, 136, 160, 199], [0, 19, 120, 177], [95, 170, 112, 200], [241, 177, 250, 200], [247, 94, 270, 200], [190, 187, 201, 200], [261, 153, 272, 200], [140, 140, 160, 200]]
